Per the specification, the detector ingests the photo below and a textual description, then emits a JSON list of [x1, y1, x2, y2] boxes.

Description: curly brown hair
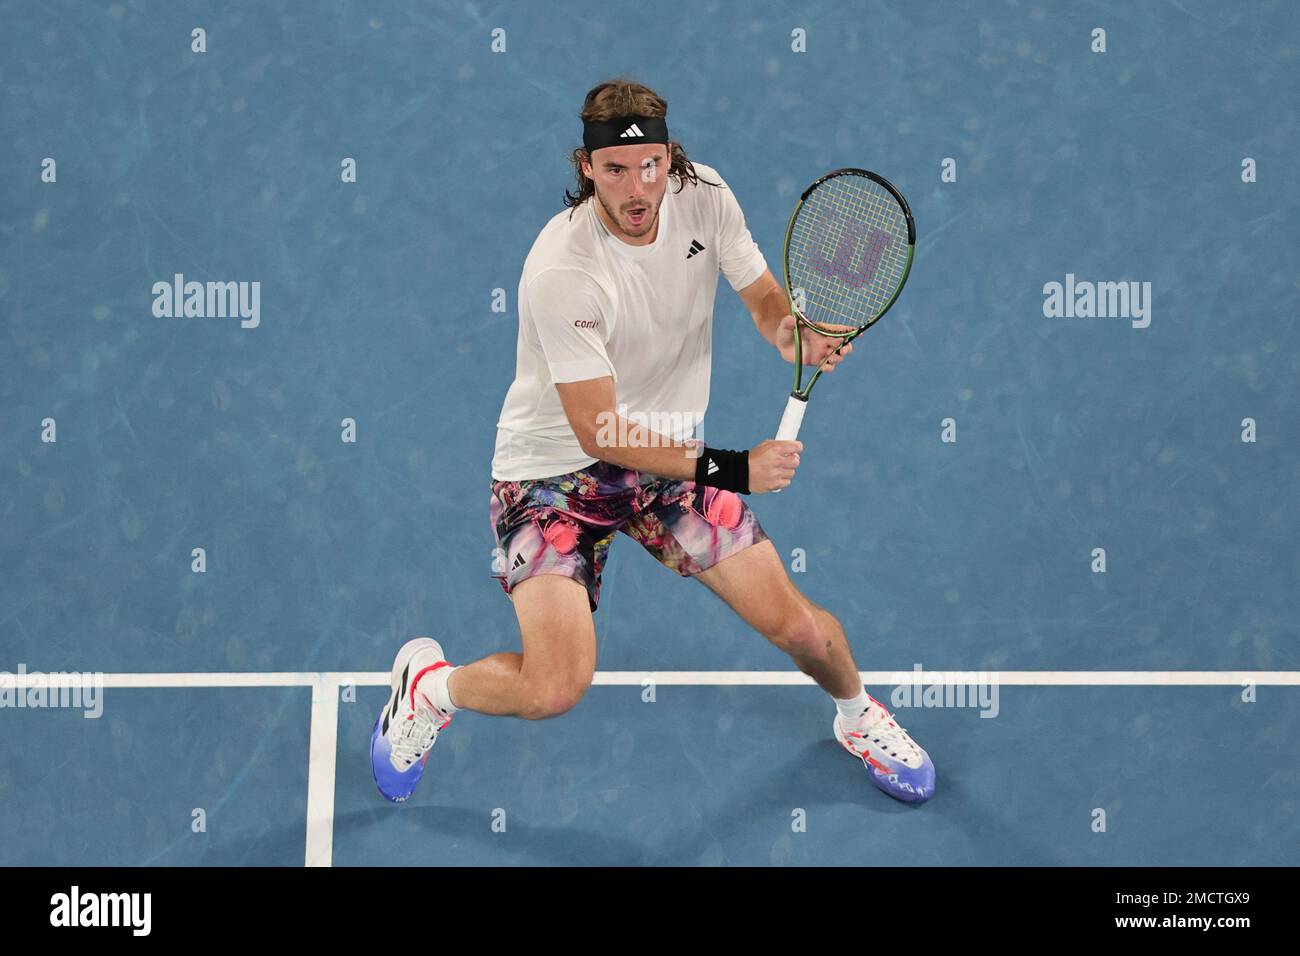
[[563, 78, 719, 211]]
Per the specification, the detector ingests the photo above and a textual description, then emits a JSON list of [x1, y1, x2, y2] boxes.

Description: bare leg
[[444, 574, 597, 720], [694, 539, 861, 699]]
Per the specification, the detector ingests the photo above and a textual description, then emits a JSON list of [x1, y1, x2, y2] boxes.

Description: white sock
[[416, 664, 460, 716], [834, 688, 870, 723]]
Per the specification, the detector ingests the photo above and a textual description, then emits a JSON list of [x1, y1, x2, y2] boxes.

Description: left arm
[[711, 170, 848, 371], [737, 269, 788, 349], [737, 269, 853, 372]]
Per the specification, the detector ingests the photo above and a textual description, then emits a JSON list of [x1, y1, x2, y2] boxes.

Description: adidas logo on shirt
[[706, 458, 719, 475], [619, 123, 645, 138], [686, 239, 706, 260], [512, 553, 527, 570]]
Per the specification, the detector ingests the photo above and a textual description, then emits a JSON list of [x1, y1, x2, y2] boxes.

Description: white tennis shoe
[[369, 637, 454, 803], [834, 693, 935, 804]]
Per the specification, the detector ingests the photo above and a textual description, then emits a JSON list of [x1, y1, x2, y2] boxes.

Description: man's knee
[[520, 671, 592, 720], [769, 598, 828, 659], [511, 576, 597, 719]]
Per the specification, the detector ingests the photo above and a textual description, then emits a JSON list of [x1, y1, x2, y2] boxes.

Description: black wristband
[[694, 446, 750, 494]]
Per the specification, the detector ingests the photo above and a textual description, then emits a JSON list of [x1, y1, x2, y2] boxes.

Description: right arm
[[529, 268, 800, 493], [554, 375, 801, 493]]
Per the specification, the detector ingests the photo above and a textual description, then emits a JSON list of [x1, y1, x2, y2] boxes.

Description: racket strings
[[793, 183, 909, 306], [787, 176, 911, 330]]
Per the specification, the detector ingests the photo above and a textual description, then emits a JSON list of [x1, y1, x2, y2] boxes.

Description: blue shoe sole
[[370, 713, 423, 804]]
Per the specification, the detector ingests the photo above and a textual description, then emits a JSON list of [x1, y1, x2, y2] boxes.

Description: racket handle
[[772, 394, 808, 494], [775, 394, 807, 441]]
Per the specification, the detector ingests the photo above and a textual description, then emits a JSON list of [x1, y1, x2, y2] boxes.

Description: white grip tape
[[772, 395, 807, 493], [775, 394, 807, 441]]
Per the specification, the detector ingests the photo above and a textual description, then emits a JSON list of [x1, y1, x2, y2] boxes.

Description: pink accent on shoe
[[411, 660, 455, 729]]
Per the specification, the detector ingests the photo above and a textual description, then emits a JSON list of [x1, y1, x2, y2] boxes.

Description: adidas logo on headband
[[583, 115, 670, 153]]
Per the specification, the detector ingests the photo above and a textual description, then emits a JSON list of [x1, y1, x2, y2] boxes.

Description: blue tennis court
[[3, 0, 1297, 866]]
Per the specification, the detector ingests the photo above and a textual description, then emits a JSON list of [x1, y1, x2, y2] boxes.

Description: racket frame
[[780, 168, 916, 405]]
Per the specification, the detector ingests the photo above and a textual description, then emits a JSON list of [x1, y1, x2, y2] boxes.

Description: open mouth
[[626, 207, 648, 226]]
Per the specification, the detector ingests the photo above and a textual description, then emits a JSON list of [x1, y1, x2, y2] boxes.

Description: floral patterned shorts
[[489, 460, 768, 612]]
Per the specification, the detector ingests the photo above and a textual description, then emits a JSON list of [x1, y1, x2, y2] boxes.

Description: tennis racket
[[774, 168, 915, 444]]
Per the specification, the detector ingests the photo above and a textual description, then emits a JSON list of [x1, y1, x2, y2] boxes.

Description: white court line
[[305, 678, 340, 867], [3, 670, 1296, 868], [2, 670, 1298, 688]]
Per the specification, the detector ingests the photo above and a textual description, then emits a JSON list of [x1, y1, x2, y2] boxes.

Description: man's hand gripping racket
[[772, 168, 915, 490]]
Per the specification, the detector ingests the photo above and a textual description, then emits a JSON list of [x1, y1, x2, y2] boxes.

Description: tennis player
[[371, 79, 934, 806]]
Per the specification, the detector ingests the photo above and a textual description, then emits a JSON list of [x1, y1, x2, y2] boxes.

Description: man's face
[[582, 143, 670, 242]]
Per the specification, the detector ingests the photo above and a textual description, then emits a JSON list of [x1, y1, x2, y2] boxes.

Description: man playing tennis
[[371, 79, 935, 806]]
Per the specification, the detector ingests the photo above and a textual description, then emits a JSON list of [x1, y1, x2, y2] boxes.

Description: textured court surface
[[2, 1, 1297, 865]]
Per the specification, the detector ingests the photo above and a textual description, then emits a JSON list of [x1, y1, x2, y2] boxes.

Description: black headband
[[582, 115, 670, 154]]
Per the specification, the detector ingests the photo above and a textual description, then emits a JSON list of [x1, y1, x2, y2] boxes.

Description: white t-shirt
[[491, 162, 768, 481]]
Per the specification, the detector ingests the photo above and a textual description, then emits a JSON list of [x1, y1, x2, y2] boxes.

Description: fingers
[[820, 342, 853, 372], [773, 443, 800, 488], [805, 341, 853, 371]]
